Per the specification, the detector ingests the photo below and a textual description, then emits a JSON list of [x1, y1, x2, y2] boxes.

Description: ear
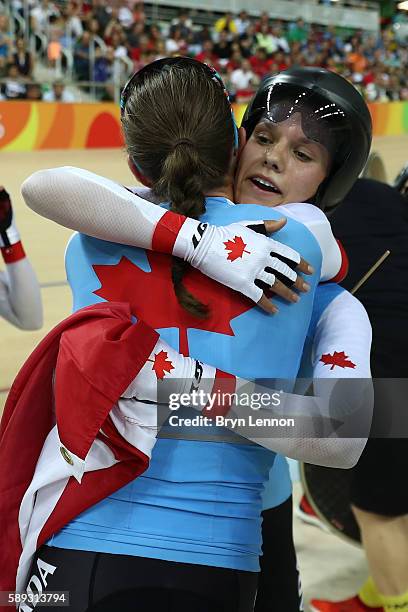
[[127, 155, 152, 187], [237, 126, 247, 159]]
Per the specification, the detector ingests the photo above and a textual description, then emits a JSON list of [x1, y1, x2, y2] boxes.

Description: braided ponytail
[[155, 141, 209, 317], [121, 58, 235, 317]]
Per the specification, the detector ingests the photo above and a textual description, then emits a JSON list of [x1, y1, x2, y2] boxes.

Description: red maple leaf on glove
[[93, 252, 253, 356], [151, 350, 174, 379], [320, 351, 356, 371], [224, 236, 250, 262]]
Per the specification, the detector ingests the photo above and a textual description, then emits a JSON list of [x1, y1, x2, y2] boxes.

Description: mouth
[[249, 176, 282, 195]]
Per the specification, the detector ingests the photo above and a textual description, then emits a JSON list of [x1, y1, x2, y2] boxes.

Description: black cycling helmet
[[242, 67, 372, 211]]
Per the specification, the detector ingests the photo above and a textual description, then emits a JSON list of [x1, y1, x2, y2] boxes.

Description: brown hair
[[121, 57, 235, 317]]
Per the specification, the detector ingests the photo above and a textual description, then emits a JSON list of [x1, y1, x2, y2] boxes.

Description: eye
[[255, 133, 272, 146], [295, 150, 312, 162]]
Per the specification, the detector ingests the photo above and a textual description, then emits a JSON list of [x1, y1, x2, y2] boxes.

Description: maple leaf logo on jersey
[[149, 350, 174, 380], [93, 252, 253, 355], [224, 236, 250, 262], [320, 351, 356, 371]]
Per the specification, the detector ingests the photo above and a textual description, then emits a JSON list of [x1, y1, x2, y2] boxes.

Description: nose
[[263, 143, 286, 173]]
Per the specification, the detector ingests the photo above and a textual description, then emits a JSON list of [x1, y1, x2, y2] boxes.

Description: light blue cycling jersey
[[261, 282, 346, 511], [48, 198, 322, 571]]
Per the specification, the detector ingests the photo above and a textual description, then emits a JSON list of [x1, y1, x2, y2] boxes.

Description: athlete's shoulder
[[313, 284, 370, 331], [310, 283, 369, 334]]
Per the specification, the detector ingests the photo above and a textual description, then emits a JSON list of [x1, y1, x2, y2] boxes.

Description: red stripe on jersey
[[203, 370, 237, 418], [1, 241, 26, 263], [152, 210, 187, 254], [329, 239, 349, 284]]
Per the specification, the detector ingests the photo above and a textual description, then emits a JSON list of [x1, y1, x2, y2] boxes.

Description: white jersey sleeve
[[311, 289, 372, 379], [277, 203, 343, 282], [0, 259, 43, 330], [23, 168, 336, 284], [22, 167, 166, 250], [303, 289, 372, 468]]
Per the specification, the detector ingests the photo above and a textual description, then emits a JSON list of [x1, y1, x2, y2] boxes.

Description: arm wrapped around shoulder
[[215, 376, 373, 468]]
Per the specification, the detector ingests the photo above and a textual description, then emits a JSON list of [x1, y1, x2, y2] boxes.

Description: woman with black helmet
[[21, 63, 372, 612], [237, 66, 372, 212], [231, 67, 374, 612]]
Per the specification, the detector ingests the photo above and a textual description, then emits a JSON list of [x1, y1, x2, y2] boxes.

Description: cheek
[[237, 143, 256, 178], [289, 165, 326, 201]]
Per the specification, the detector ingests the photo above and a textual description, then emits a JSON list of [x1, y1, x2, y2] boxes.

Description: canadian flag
[[0, 303, 158, 600]]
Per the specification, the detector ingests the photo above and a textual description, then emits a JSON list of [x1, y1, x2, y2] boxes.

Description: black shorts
[[350, 438, 408, 517], [256, 497, 303, 612], [24, 545, 258, 612]]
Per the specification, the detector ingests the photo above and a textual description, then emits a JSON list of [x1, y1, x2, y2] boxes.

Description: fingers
[[297, 257, 314, 275], [257, 294, 279, 314], [271, 278, 300, 303], [256, 274, 310, 313], [293, 274, 311, 293], [264, 218, 287, 234]]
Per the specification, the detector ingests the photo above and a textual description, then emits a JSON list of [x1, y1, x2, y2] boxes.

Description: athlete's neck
[[206, 183, 234, 203]]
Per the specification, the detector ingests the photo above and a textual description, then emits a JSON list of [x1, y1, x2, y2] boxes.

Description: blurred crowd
[[0, 0, 408, 102]]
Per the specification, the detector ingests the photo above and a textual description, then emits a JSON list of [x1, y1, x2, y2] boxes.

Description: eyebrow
[[255, 122, 323, 149]]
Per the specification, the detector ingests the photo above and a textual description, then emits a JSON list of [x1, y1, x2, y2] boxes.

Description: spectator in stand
[[274, 50, 290, 71], [43, 80, 76, 102], [386, 72, 402, 101], [1, 64, 27, 99], [12, 38, 33, 78], [64, 1, 83, 42], [127, 22, 145, 50], [249, 47, 273, 79], [270, 24, 290, 54], [287, 18, 308, 45], [129, 33, 150, 64], [256, 23, 279, 55], [255, 11, 270, 33], [26, 83, 43, 100], [347, 42, 368, 76], [303, 40, 321, 66], [86, 16, 102, 38], [132, 2, 146, 26], [239, 24, 257, 58], [165, 28, 187, 56], [47, 14, 64, 68], [235, 10, 251, 36], [110, 31, 128, 59], [195, 40, 218, 68], [230, 57, 259, 100], [118, 3, 133, 30], [214, 12, 237, 38], [213, 30, 232, 64], [31, 0, 60, 35], [93, 45, 114, 91], [74, 30, 91, 81], [103, 8, 122, 46], [0, 15, 11, 59], [92, 0, 110, 35], [227, 47, 243, 71], [194, 24, 212, 46], [148, 24, 164, 53], [169, 10, 192, 41]]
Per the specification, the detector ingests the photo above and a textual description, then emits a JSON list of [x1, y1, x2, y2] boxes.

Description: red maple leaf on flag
[[224, 236, 250, 262], [320, 351, 356, 371], [150, 350, 174, 379], [93, 252, 253, 356]]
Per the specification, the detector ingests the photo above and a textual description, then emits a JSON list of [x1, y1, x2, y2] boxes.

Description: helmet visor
[[245, 82, 351, 160]]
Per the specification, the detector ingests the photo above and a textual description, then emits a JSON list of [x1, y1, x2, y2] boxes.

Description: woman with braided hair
[[19, 60, 373, 611]]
